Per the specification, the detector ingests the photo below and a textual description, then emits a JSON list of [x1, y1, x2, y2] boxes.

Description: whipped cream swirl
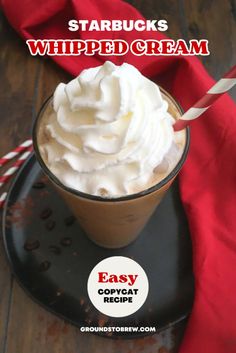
[[39, 61, 182, 197]]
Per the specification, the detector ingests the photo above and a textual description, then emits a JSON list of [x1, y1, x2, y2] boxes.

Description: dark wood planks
[[0, 12, 39, 353], [183, 0, 236, 99]]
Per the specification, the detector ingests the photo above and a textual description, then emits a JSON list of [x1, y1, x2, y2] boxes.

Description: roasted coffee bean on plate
[[60, 237, 72, 246], [38, 261, 51, 272], [40, 207, 52, 220], [24, 239, 40, 251], [45, 219, 56, 231]]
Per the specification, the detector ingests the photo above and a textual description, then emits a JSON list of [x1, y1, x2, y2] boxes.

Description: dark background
[[0, 1, 235, 352]]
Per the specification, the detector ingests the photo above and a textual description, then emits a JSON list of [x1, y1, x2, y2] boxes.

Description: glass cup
[[33, 87, 190, 249]]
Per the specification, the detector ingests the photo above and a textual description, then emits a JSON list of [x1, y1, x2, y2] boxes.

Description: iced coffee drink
[[33, 61, 189, 248]]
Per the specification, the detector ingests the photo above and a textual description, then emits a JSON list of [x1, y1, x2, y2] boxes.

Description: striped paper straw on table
[[0, 146, 33, 188], [0, 139, 32, 167], [0, 192, 7, 209], [174, 65, 236, 131]]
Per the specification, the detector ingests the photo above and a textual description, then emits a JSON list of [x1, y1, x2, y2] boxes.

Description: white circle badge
[[87, 256, 149, 318]]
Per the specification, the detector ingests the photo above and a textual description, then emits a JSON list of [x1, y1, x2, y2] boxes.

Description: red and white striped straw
[[0, 192, 7, 209], [174, 65, 236, 131], [0, 139, 32, 167], [0, 146, 33, 188]]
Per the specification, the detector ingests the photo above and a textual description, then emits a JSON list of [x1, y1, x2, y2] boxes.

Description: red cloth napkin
[[1, 1, 236, 352]]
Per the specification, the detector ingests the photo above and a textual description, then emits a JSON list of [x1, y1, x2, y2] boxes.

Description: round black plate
[[2, 154, 194, 338]]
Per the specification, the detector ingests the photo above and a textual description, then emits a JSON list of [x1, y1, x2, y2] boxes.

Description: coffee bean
[[40, 208, 52, 220], [60, 237, 72, 247], [45, 220, 55, 231], [56, 289, 63, 296], [49, 245, 61, 255], [33, 182, 45, 189], [24, 239, 40, 251], [85, 305, 91, 313], [64, 215, 76, 226], [80, 298, 85, 306], [39, 261, 51, 272]]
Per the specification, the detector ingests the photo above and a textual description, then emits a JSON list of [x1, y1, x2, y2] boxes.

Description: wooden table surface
[[0, 1, 235, 352]]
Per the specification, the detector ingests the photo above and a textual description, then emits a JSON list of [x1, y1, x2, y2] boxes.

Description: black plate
[[2, 154, 194, 338]]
